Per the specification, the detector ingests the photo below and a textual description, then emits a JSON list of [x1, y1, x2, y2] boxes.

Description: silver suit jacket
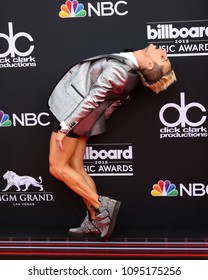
[[48, 54, 140, 136]]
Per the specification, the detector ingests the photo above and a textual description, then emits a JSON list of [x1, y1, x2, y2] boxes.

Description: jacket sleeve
[[64, 60, 128, 130]]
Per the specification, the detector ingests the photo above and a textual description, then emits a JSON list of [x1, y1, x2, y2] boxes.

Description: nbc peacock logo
[[59, 0, 87, 18], [0, 110, 12, 127], [151, 180, 178, 197]]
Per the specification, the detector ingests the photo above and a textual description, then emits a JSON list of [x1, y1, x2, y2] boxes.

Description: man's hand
[[55, 131, 67, 151]]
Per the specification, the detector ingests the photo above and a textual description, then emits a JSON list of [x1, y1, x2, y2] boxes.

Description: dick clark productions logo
[[0, 22, 36, 68], [159, 92, 207, 139]]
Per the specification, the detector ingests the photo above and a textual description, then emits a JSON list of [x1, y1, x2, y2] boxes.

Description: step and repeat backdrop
[[0, 0, 207, 237]]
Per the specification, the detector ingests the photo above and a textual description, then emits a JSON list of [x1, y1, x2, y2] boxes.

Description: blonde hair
[[139, 69, 177, 94]]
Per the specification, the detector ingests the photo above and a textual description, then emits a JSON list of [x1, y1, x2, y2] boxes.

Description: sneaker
[[68, 211, 101, 238], [92, 196, 121, 240]]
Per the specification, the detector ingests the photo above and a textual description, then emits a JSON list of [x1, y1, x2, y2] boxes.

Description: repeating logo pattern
[[151, 180, 178, 196], [59, 0, 87, 18], [0, 110, 12, 127]]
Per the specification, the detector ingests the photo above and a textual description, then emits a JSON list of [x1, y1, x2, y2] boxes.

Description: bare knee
[[70, 161, 85, 175], [49, 159, 63, 180], [49, 159, 77, 184]]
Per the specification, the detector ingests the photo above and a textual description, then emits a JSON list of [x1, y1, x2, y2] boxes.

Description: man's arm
[[62, 60, 128, 132]]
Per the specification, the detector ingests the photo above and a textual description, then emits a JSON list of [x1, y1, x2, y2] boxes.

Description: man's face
[[145, 44, 171, 74]]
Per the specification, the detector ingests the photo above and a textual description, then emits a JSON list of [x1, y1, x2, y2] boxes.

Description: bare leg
[[49, 132, 121, 239], [49, 132, 100, 209], [69, 136, 97, 219]]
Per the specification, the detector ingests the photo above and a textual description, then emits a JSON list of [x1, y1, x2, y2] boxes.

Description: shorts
[[52, 119, 80, 139]]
